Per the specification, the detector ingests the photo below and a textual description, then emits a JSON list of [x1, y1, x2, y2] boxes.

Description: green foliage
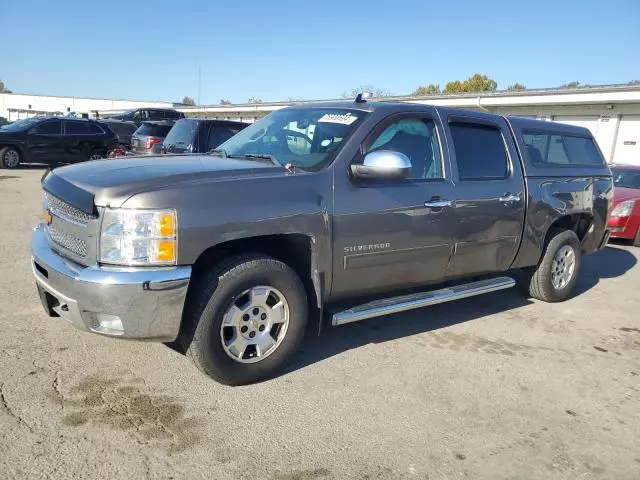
[[413, 84, 440, 95], [182, 96, 196, 106], [444, 74, 497, 94], [219, 99, 231, 105], [0, 116, 9, 126], [0, 79, 11, 93], [507, 83, 526, 91], [560, 81, 581, 89]]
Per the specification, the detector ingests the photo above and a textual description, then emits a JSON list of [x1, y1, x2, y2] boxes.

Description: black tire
[[523, 229, 582, 302], [0, 146, 21, 169], [183, 254, 308, 385]]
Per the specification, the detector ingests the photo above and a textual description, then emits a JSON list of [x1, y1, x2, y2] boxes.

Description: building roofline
[[0, 91, 174, 105], [175, 83, 640, 110]]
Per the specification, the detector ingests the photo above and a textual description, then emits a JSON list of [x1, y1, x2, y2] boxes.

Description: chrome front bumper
[[31, 224, 191, 341]]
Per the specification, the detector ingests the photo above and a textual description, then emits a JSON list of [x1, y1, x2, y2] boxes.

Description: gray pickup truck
[[31, 98, 613, 385]]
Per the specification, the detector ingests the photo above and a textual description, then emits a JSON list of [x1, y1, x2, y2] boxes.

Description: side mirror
[[351, 150, 412, 181]]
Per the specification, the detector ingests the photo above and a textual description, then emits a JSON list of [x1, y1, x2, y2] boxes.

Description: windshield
[[0, 117, 44, 131], [217, 108, 365, 170], [612, 168, 640, 189]]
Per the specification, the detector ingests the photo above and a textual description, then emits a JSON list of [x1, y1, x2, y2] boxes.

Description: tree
[[341, 85, 392, 99], [182, 96, 195, 106], [560, 81, 581, 89], [219, 99, 231, 105], [628, 80, 640, 85], [247, 98, 263, 104], [413, 84, 440, 95], [0, 79, 11, 93], [507, 83, 526, 91], [443, 73, 497, 94]]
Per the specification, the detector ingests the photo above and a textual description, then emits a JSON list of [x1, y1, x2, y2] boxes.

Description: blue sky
[[2, 0, 639, 104]]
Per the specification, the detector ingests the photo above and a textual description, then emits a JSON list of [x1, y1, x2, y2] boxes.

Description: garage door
[[553, 115, 599, 137], [612, 115, 640, 166]]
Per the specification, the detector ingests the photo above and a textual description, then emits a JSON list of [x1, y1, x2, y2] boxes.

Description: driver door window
[[365, 118, 443, 179]]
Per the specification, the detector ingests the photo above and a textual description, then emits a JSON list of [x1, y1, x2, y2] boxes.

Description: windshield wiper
[[228, 153, 282, 168]]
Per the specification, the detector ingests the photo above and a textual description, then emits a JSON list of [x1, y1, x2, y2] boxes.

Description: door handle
[[499, 193, 522, 204], [424, 199, 453, 208]]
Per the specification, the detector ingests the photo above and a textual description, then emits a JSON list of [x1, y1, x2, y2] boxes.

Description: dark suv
[[0, 116, 118, 168], [130, 121, 175, 155], [99, 119, 138, 149], [162, 118, 247, 154], [105, 108, 184, 126]]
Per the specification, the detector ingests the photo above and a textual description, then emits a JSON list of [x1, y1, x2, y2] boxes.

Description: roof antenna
[[355, 91, 372, 103]]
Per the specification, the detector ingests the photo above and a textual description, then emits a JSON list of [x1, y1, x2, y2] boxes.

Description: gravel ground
[[1, 169, 639, 480]]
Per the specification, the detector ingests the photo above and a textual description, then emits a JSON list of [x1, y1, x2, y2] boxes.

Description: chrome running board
[[331, 276, 515, 326]]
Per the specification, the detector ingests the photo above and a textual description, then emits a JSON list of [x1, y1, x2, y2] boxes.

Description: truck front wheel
[[523, 229, 582, 302], [183, 255, 308, 385]]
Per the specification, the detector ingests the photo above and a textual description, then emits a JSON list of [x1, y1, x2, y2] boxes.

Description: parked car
[[104, 108, 184, 126], [130, 121, 175, 155], [99, 119, 138, 149], [162, 118, 248, 154], [0, 116, 117, 168], [31, 99, 612, 385], [607, 164, 640, 245]]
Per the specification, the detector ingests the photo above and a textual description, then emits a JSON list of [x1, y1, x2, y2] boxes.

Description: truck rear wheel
[[183, 255, 308, 385], [524, 229, 582, 302]]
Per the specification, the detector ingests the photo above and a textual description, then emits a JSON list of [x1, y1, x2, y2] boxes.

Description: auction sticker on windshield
[[318, 113, 359, 125]]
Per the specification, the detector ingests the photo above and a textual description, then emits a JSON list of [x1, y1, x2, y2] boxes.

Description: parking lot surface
[[1, 169, 639, 480]]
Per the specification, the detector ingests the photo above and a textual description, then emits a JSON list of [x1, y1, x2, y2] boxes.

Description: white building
[[175, 84, 640, 165], [0, 92, 173, 122]]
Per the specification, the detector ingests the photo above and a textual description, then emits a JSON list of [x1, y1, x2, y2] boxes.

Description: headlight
[[610, 200, 635, 218], [99, 208, 177, 266]]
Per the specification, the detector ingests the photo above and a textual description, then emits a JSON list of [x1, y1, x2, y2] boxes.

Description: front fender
[[122, 169, 334, 295]]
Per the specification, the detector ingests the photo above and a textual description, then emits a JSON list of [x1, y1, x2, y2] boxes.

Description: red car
[[608, 165, 640, 246]]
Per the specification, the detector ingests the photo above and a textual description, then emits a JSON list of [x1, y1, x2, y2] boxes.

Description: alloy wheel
[[220, 286, 290, 363]]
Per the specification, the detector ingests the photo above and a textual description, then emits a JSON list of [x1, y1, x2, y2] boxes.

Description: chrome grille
[[47, 225, 88, 257], [45, 193, 93, 226]]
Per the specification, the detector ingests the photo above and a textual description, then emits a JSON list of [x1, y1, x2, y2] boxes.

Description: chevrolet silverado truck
[[31, 98, 613, 385]]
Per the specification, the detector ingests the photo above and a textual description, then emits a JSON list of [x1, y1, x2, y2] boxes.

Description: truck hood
[[43, 154, 283, 212]]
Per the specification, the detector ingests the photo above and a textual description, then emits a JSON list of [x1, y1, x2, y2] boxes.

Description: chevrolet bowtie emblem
[[44, 210, 53, 226]]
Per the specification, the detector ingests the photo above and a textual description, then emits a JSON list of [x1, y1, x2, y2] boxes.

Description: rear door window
[[523, 133, 604, 166], [207, 125, 242, 150], [450, 123, 509, 179], [88, 123, 105, 134], [164, 110, 181, 119], [64, 121, 90, 135], [32, 120, 62, 134], [149, 110, 167, 120]]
